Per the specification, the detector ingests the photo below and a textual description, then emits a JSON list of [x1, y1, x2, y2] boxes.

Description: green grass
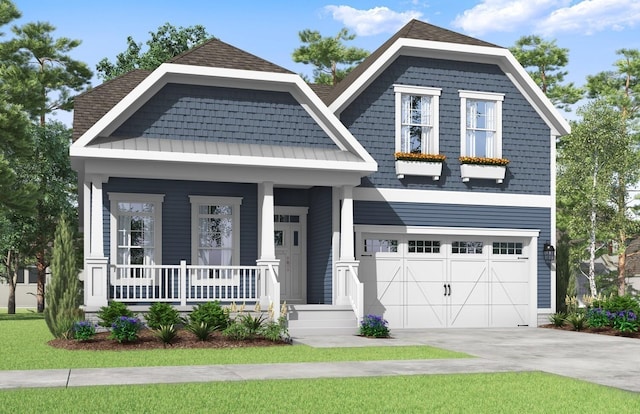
[[0, 308, 42, 321], [0, 319, 468, 370], [2, 372, 639, 413]]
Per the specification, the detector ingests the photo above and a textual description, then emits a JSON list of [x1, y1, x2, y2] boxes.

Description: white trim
[[328, 38, 570, 137], [108, 193, 165, 267], [354, 224, 540, 238], [459, 90, 504, 101], [394, 85, 442, 156], [189, 195, 243, 267], [550, 131, 558, 313], [353, 187, 552, 208], [459, 90, 503, 159]]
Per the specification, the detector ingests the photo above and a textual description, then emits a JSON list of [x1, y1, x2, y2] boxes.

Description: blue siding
[[342, 56, 551, 194], [103, 178, 258, 266], [112, 83, 336, 148], [354, 201, 552, 308], [307, 187, 333, 303]]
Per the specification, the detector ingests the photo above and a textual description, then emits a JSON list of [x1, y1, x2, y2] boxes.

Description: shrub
[[222, 320, 250, 341], [188, 301, 230, 331], [97, 301, 134, 328], [238, 313, 266, 339], [154, 324, 178, 346], [586, 308, 610, 328], [565, 312, 586, 331], [610, 310, 639, 333], [603, 294, 640, 314], [260, 316, 291, 342], [186, 321, 214, 341], [110, 316, 143, 343], [73, 321, 97, 341], [145, 303, 180, 330], [548, 312, 566, 327], [359, 314, 390, 338]]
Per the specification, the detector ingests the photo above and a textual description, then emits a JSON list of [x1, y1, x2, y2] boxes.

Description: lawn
[[2, 372, 639, 413], [0, 319, 468, 370]]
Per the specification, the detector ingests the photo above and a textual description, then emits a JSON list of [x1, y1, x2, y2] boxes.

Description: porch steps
[[286, 304, 358, 337]]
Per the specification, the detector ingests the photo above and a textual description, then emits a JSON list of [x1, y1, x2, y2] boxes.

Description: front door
[[274, 208, 307, 303]]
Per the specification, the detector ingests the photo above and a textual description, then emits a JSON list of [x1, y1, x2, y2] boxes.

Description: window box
[[460, 163, 506, 183], [395, 152, 445, 180]]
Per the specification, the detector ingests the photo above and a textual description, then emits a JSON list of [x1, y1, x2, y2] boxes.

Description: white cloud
[[452, 0, 569, 36], [324, 5, 423, 36], [536, 0, 640, 35]]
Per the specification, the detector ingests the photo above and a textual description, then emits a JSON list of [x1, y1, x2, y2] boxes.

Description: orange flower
[[458, 156, 509, 166], [395, 152, 446, 162]]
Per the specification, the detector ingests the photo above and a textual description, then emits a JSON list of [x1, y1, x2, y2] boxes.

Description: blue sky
[[10, 0, 640, 125]]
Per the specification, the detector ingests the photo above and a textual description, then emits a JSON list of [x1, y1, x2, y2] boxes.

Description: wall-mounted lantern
[[543, 241, 555, 264]]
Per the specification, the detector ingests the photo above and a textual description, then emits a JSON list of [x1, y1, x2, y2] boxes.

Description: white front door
[[274, 208, 307, 303]]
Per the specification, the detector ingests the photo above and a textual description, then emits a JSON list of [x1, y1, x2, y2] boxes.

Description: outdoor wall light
[[543, 241, 555, 264]]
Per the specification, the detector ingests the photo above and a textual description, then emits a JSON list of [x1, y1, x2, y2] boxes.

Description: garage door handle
[[443, 284, 447, 296], [447, 284, 451, 296], [444, 284, 451, 296]]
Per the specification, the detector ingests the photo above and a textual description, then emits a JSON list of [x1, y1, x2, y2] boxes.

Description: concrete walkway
[[1, 328, 639, 392]]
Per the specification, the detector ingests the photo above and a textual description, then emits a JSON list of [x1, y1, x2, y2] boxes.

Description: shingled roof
[[322, 19, 501, 105], [72, 38, 293, 141]]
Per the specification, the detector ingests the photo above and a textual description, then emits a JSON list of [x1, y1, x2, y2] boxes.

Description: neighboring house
[[70, 20, 569, 331], [0, 267, 41, 309]]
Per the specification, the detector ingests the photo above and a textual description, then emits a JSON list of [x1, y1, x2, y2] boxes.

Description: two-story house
[[70, 20, 569, 333]]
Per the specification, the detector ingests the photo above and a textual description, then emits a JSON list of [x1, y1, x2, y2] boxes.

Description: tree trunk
[[36, 252, 46, 313], [8, 280, 16, 314], [588, 164, 598, 298], [618, 251, 627, 296]]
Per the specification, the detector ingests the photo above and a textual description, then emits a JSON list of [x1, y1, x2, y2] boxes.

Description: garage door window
[[408, 240, 440, 253], [492, 242, 523, 255], [364, 239, 398, 253], [452, 241, 483, 254]]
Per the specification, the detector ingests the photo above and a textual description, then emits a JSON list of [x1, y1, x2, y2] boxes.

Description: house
[[70, 20, 569, 333]]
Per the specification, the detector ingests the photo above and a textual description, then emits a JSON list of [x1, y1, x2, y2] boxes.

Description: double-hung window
[[189, 196, 242, 267], [109, 193, 164, 278], [459, 91, 504, 158], [395, 85, 441, 154]]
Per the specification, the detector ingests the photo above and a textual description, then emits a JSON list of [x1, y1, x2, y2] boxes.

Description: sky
[[9, 0, 640, 126]]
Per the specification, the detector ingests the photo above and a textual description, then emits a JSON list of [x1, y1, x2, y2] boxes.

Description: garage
[[357, 229, 537, 329]]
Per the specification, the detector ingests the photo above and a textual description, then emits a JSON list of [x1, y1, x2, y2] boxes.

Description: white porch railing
[[336, 261, 363, 323], [257, 260, 280, 320], [109, 261, 260, 306]]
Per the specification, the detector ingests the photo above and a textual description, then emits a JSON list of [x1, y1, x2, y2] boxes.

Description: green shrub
[[73, 321, 97, 341], [145, 303, 180, 330], [548, 312, 566, 327], [238, 313, 266, 339], [110, 316, 143, 343], [186, 321, 214, 341], [610, 310, 639, 333], [603, 294, 640, 314], [260, 316, 290, 342], [222, 320, 250, 341], [359, 314, 390, 338], [586, 308, 610, 328], [154, 324, 178, 346], [97, 301, 134, 328], [188, 301, 230, 330], [565, 312, 586, 331]]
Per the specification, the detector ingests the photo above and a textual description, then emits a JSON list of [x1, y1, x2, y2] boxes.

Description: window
[[395, 85, 441, 154], [190, 196, 242, 267], [364, 239, 398, 253], [452, 241, 484, 254], [109, 193, 164, 276], [408, 240, 440, 254], [459, 91, 504, 158], [493, 242, 523, 255]]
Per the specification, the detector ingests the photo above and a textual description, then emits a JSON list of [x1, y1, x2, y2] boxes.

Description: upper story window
[[459, 91, 504, 158], [395, 85, 441, 155], [189, 196, 242, 267]]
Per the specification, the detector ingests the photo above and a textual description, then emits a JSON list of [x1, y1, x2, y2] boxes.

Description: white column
[[90, 179, 104, 257], [259, 181, 276, 261], [340, 185, 355, 261], [85, 176, 108, 308]]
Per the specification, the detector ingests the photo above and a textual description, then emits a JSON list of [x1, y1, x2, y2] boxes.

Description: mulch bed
[[540, 324, 640, 339], [49, 329, 291, 351]]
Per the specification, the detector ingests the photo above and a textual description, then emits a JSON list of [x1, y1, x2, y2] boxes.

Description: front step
[[287, 304, 358, 337]]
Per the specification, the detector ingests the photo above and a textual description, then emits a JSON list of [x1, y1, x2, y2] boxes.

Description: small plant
[[565, 312, 586, 331], [97, 301, 134, 328], [611, 310, 639, 334], [261, 315, 291, 343], [459, 156, 509, 166], [188, 301, 230, 331], [565, 295, 579, 315], [239, 313, 266, 339], [222, 320, 250, 341], [586, 308, 611, 328], [145, 302, 181, 330], [73, 321, 97, 341], [395, 152, 446, 162], [110, 316, 143, 343], [154, 324, 178, 346], [548, 312, 566, 327], [603, 295, 640, 314], [186, 321, 214, 341], [359, 314, 390, 338]]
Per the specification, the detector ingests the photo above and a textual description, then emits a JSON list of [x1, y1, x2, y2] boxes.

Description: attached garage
[[356, 227, 539, 329]]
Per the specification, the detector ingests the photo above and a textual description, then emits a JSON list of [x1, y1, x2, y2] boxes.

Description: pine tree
[[44, 215, 82, 338]]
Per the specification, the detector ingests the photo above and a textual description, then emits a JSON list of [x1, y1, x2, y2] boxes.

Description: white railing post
[[180, 260, 187, 306]]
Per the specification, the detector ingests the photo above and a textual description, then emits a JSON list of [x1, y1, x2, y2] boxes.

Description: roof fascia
[[329, 38, 570, 136]]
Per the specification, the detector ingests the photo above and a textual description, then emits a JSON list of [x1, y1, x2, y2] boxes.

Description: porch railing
[[109, 261, 260, 306], [336, 261, 363, 324]]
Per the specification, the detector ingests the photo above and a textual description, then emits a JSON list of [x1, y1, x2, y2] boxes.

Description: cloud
[[324, 5, 423, 36], [453, 0, 568, 35], [536, 0, 640, 35]]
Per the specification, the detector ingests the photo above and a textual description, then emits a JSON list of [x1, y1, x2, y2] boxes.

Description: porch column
[[339, 185, 355, 261], [258, 181, 276, 261], [256, 181, 280, 315], [85, 176, 108, 308], [336, 185, 360, 315]]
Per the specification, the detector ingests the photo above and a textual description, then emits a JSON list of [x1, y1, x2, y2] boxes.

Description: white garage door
[[359, 235, 530, 329]]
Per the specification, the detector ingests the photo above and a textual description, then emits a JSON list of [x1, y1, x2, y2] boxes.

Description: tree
[[510, 35, 583, 111], [587, 49, 640, 295], [558, 100, 627, 297], [96, 23, 213, 80], [292, 28, 369, 85], [44, 215, 82, 339]]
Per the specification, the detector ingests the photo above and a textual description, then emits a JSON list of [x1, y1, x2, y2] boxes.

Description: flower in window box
[[394, 152, 446, 162], [458, 156, 509, 166]]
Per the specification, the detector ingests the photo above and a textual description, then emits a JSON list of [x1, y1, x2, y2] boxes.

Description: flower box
[[460, 163, 506, 183], [396, 160, 443, 180]]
